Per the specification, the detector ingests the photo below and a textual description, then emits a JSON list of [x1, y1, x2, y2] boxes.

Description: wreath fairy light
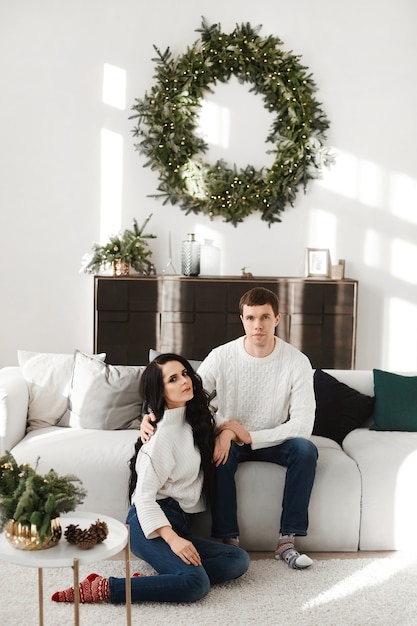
[[130, 19, 334, 227]]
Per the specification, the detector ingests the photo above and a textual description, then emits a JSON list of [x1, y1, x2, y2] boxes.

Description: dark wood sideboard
[[94, 276, 357, 369]]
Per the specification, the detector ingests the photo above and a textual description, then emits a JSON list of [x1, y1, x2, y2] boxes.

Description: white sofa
[[1, 356, 417, 553]]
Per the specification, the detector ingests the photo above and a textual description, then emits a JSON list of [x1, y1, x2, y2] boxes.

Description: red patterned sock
[[51, 573, 109, 603]]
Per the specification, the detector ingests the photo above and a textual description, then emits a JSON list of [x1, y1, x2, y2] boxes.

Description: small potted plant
[[81, 214, 157, 276], [0, 451, 87, 550]]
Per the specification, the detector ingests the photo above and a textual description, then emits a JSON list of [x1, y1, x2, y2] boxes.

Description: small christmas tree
[[81, 214, 157, 275]]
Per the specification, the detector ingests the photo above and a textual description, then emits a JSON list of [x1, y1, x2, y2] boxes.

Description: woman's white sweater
[[198, 336, 315, 450], [132, 406, 204, 539]]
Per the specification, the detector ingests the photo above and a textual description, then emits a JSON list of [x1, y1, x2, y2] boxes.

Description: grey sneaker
[[223, 536, 240, 547]]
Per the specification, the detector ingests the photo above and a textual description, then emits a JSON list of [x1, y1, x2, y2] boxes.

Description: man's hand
[[217, 420, 252, 445], [140, 412, 156, 443]]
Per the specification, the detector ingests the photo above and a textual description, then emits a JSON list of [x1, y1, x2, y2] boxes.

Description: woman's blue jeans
[[211, 438, 318, 540], [108, 500, 250, 604]]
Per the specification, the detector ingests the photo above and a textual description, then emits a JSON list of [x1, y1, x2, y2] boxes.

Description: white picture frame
[[306, 248, 331, 278]]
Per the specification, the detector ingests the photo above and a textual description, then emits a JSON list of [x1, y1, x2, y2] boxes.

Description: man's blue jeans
[[211, 438, 318, 540], [108, 499, 250, 603]]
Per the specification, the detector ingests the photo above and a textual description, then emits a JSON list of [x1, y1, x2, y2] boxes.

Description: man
[[141, 287, 318, 569]]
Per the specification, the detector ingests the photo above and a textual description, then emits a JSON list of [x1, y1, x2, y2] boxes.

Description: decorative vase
[[113, 260, 130, 277], [5, 518, 62, 551], [200, 239, 221, 275], [181, 233, 200, 276]]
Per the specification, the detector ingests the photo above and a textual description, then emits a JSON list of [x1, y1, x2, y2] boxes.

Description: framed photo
[[306, 248, 331, 278]]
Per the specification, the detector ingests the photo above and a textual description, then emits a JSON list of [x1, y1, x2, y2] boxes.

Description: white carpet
[[1, 555, 417, 625]]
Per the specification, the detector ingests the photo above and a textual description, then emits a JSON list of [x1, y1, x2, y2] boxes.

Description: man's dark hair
[[239, 287, 279, 316]]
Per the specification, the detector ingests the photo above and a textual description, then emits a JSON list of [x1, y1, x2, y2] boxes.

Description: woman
[[52, 353, 249, 604]]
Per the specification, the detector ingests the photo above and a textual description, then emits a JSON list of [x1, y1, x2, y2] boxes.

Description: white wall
[[1, 0, 416, 369]]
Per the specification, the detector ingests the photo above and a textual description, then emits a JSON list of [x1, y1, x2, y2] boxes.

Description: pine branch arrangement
[[0, 451, 87, 546], [81, 214, 157, 274]]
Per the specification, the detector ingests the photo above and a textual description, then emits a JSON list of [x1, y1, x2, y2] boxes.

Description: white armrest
[[0, 367, 29, 455]]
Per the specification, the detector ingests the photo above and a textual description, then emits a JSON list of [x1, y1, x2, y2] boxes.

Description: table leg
[[125, 524, 132, 626], [38, 568, 44, 626], [73, 557, 79, 626]]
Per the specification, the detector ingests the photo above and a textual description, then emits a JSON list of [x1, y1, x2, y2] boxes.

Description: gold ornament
[[5, 518, 62, 551]]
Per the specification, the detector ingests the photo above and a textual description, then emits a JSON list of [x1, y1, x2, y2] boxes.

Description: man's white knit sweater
[[198, 336, 315, 450], [132, 407, 204, 539]]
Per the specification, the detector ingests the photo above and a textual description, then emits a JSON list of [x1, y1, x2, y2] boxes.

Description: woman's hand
[[169, 536, 202, 566], [217, 420, 252, 445], [213, 429, 234, 466], [140, 412, 156, 443], [157, 526, 201, 565]]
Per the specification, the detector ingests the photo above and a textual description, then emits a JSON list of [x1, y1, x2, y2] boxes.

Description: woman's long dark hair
[[128, 353, 215, 506]]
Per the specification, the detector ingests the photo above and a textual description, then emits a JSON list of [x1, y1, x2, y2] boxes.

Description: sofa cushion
[[149, 349, 202, 372], [64, 350, 145, 430], [193, 435, 362, 552], [343, 427, 417, 549], [313, 369, 375, 444], [18, 350, 105, 431], [371, 369, 417, 431]]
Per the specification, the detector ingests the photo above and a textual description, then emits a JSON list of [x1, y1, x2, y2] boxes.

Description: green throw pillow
[[372, 369, 417, 431]]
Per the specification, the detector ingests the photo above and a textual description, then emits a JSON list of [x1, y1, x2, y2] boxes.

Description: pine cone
[[64, 519, 108, 549], [64, 524, 81, 545], [89, 519, 109, 543], [76, 529, 96, 550]]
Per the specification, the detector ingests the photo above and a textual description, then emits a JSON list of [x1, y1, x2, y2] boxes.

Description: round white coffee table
[[0, 511, 132, 626]]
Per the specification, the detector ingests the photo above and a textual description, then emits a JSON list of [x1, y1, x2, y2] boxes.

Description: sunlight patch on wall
[[310, 146, 417, 371], [196, 100, 230, 149], [389, 171, 417, 225], [307, 208, 337, 254], [363, 229, 383, 269], [384, 297, 417, 369], [318, 149, 417, 225], [390, 238, 417, 285], [100, 129, 123, 243], [99, 64, 126, 243], [102, 63, 126, 110], [357, 159, 384, 209], [316, 148, 357, 200], [193, 76, 274, 169], [317, 148, 385, 210]]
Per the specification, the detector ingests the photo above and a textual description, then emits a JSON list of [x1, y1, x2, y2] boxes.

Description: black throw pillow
[[313, 369, 375, 445]]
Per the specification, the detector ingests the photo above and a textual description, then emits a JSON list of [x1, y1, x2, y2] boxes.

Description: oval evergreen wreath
[[130, 19, 334, 226]]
